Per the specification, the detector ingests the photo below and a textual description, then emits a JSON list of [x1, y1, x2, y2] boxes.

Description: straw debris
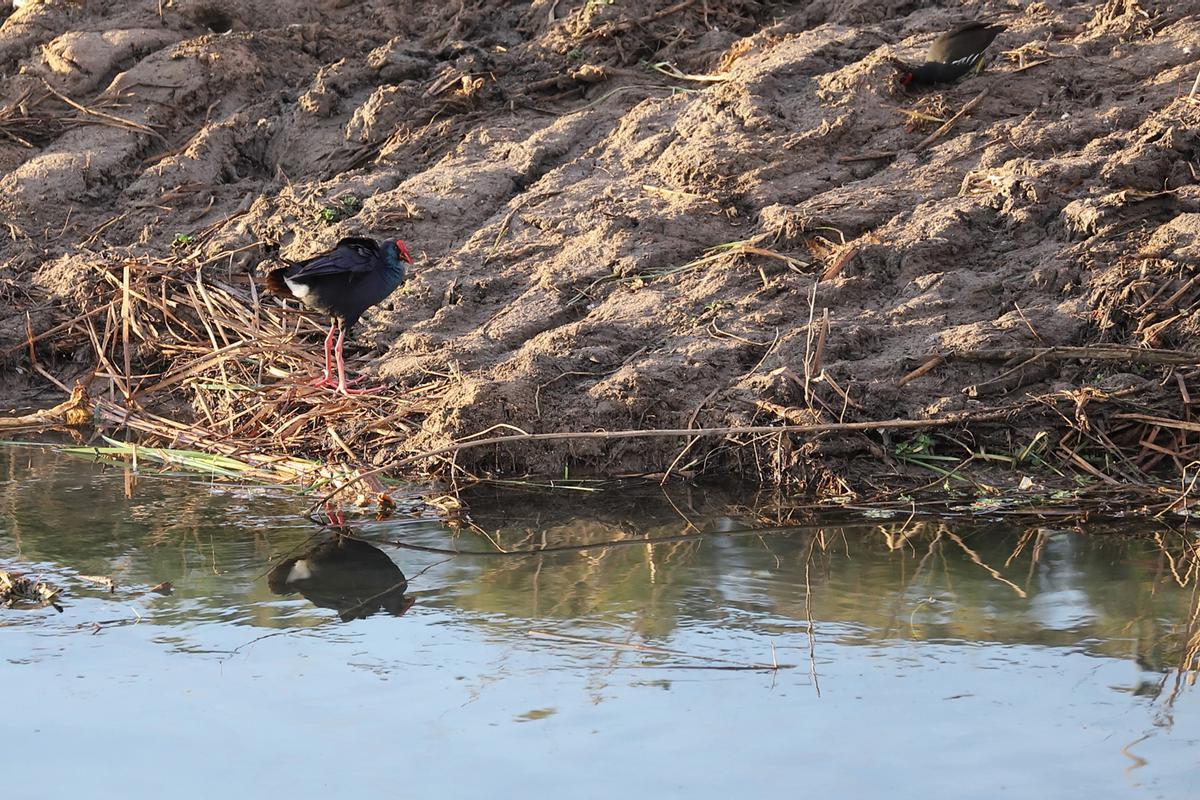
[[1, 570, 64, 612]]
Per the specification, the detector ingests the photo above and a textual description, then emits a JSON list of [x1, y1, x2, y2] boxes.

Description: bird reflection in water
[[267, 533, 414, 622]]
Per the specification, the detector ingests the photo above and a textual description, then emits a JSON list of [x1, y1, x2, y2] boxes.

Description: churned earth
[[0, 0, 1198, 486]]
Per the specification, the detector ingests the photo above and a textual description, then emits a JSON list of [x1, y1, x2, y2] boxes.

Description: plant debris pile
[[0, 568, 63, 611]]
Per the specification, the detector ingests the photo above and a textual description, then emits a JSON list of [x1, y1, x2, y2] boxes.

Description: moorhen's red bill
[[899, 21, 1006, 86], [266, 236, 413, 395]]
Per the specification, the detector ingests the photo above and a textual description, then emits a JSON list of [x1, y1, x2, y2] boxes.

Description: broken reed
[[0, 82, 166, 149], [13, 248, 449, 491]]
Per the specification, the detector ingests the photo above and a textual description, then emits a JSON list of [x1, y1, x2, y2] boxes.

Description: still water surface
[[1, 447, 1198, 797]]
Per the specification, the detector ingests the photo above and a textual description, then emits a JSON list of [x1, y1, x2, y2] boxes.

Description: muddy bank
[[1, 0, 1198, 490]]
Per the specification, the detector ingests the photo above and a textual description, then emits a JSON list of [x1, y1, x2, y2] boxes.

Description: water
[[1, 447, 1197, 798]]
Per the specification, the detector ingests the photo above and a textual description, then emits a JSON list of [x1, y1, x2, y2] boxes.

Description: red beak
[[395, 239, 414, 265]]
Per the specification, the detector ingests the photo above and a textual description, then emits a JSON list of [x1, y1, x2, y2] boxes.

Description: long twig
[[953, 345, 1200, 366], [388, 410, 1023, 469], [914, 87, 989, 152], [900, 345, 1200, 390], [40, 80, 166, 141], [310, 405, 1032, 510]]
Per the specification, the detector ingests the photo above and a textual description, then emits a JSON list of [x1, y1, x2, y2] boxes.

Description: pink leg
[[308, 323, 337, 387], [333, 327, 384, 396], [323, 501, 346, 529]]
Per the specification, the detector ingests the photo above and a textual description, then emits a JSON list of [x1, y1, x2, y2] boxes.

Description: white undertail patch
[[286, 560, 313, 582], [284, 277, 310, 299]]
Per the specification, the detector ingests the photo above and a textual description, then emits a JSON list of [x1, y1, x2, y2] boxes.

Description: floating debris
[[77, 574, 116, 592], [0, 570, 64, 612]]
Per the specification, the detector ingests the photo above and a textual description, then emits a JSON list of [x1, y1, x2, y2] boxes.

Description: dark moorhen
[[267, 534, 414, 622], [265, 236, 413, 395], [898, 22, 1006, 86]]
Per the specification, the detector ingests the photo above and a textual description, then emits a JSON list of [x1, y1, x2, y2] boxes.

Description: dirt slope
[[1, 0, 1198, 484]]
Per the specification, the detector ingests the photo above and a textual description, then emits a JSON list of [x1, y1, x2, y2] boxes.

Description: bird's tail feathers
[[265, 268, 296, 299], [262, 241, 301, 298]]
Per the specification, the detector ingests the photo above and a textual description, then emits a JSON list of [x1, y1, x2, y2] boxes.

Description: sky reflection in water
[[1, 447, 1197, 798]]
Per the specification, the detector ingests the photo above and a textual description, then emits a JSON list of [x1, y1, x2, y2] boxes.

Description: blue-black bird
[[266, 236, 413, 395], [267, 534, 413, 621], [898, 22, 1006, 86]]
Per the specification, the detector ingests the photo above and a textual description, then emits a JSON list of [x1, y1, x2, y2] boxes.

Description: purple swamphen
[[267, 533, 414, 621], [266, 236, 413, 395]]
